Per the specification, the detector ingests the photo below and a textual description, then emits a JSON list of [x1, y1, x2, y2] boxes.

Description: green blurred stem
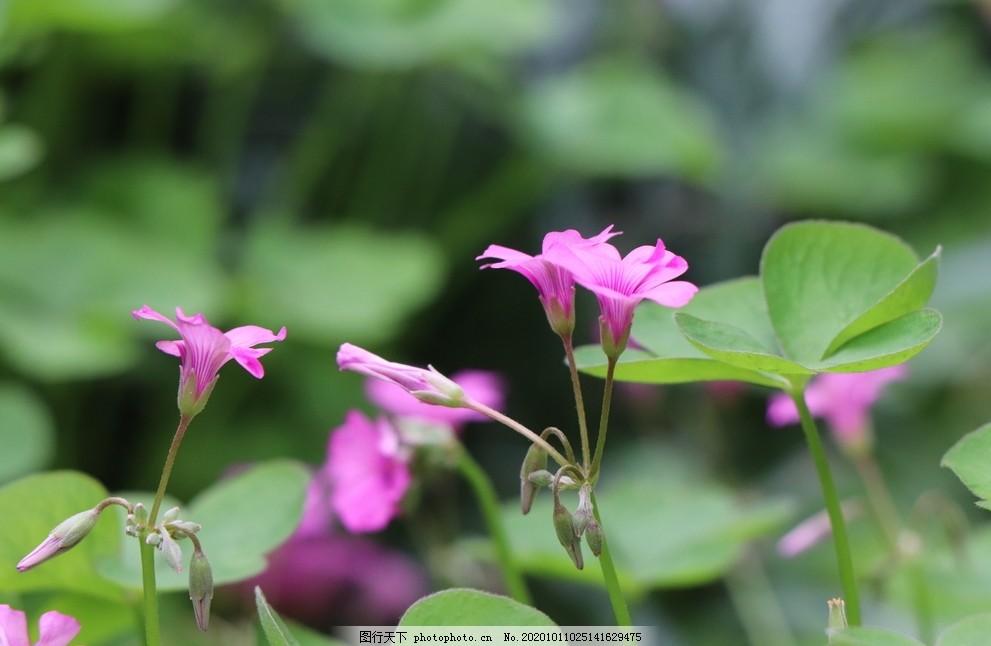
[[591, 492, 632, 626], [791, 392, 861, 626], [562, 335, 592, 472], [589, 358, 618, 482], [139, 538, 161, 646], [456, 449, 531, 605]]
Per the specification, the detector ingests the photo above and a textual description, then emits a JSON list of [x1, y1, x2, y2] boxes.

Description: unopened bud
[[585, 518, 604, 557], [162, 507, 180, 524], [134, 503, 149, 526], [189, 549, 214, 631], [572, 484, 593, 537], [159, 531, 183, 573], [553, 501, 584, 570], [520, 444, 549, 515], [827, 598, 847, 633], [17, 509, 99, 571]]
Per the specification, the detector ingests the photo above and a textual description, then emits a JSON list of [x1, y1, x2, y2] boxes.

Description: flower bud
[[827, 598, 847, 632], [585, 518, 604, 557], [17, 509, 99, 571], [189, 548, 214, 631], [158, 531, 183, 573], [553, 501, 583, 570], [162, 507, 180, 524], [134, 503, 149, 526], [520, 443, 549, 515], [572, 484, 593, 537]]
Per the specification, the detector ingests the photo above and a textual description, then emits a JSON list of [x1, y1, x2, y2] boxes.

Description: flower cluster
[[479, 225, 697, 357]]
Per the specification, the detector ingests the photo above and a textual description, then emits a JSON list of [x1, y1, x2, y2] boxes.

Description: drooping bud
[[572, 484, 593, 537], [157, 530, 184, 573], [189, 548, 214, 631], [17, 508, 100, 571], [520, 443, 549, 515], [585, 518, 604, 557], [553, 500, 584, 570]]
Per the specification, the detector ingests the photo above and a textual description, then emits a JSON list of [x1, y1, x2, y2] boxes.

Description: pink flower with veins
[[0, 605, 80, 646], [133, 306, 286, 417], [545, 238, 697, 357], [327, 410, 411, 533], [477, 226, 621, 335], [365, 369, 505, 429], [767, 366, 908, 453]]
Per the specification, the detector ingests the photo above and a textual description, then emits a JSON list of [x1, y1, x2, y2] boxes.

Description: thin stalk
[[139, 538, 161, 646], [456, 449, 532, 605], [466, 401, 571, 468], [792, 392, 860, 625], [148, 415, 192, 525], [589, 358, 618, 482], [590, 492, 632, 626], [562, 335, 592, 473]]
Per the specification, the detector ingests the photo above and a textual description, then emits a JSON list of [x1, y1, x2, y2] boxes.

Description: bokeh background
[[2, 0, 991, 644]]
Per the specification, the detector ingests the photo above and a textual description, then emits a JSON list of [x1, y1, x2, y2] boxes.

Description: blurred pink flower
[[365, 369, 505, 429], [0, 605, 80, 646], [133, 306, 286, 417], [327, 411, 411, 533], [766, 366, 908, 451], [777, 502, 861, 558], [545, 238, 697, 357], [337, 344, 466, 409], [477, 226, 621, 335]]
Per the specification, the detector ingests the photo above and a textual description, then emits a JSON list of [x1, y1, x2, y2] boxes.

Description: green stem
[[590, 492, 632, 626], [589, 357, 618, 482], [466, 401, 571, 468], [792, 392, 860, 626], [456, 449, 532, 605], [562, 335, 592, 473], [148, 415, 192, 525], [139, 538, 161, 646]]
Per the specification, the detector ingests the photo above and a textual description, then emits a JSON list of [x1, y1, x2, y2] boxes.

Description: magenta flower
[[767, 366, 907, 454], [545, 238, 697, 357], [777, 502, 861, 558], [327, 410, 412, 533], [17, 509, 98, 572], [477, 226, 621, 336], [133, 306, 287, 418], [0, 605, 80, 646], [365, 369, 505, 429], [337, 344, 467, 409]]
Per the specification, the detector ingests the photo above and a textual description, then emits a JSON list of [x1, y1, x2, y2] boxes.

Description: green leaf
[[942, 423, 991, 505], [256, 586, 301, 646], [399, 589, 556, 626], [675, 313, 813, 376], [0, 124, 44, 181], [937, 613, 991, 646], [0, 471, 123, 599], [813, 309, 942, 372], [97, 460, 310, 591], [828, 626, 926, 646], [760, 221, 931, 365], [0, 383, 54, 484], [7, 0, 181, 32]]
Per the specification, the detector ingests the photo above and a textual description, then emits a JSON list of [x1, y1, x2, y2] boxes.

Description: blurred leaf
[[7, 0, 182, 33], [256, 586, 301, 646], [0, 471, 122, 599], [0, 124, 44, 181], [942, 423, 991, 506], [936, 613, 991, 646], [520, 58, 722, 180], [279, 0, 552, 70], [399, 589, 556, 626], [97, 460, 310, 591], [828, 627, 925, 646], [240, 223, 446, 345], [761, 221, 934, 366], [0, 383, 54, 484], [576, 279, 786, 388]]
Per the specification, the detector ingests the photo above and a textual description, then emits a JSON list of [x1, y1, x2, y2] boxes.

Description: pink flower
[[337, 344, 467, 409], [477, 226, 621, 335], [777, 502, 861, 558], [365, 369, 505, 429], [767, 366, 908, 453], [133, 306, 286, 418], [16, 509, 98, 572], [545, 238, 697, 357], [326, 411, 412, 533], [0, 605, 80, 646]]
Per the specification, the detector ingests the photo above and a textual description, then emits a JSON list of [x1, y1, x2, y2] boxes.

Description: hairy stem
[[589, 357, 618, 482], [562, 336, 592, 473]]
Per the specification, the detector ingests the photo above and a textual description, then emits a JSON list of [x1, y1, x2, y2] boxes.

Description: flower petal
[[34, 611, 81, 646], [131, 305, 179, 331], [225, 325, 288, 348], [0, 605, 29, 646]]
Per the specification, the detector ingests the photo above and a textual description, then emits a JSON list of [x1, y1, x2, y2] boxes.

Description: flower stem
[[149, 415, 192, 525], [791, 392, 860, 626], [589, 357, 617, 482], [562, 336, 592, 473], [139, 537, 161, 646], [591, 491, 632, 626], [466, 401, 571, 468], [456, 448, 532, 605]]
